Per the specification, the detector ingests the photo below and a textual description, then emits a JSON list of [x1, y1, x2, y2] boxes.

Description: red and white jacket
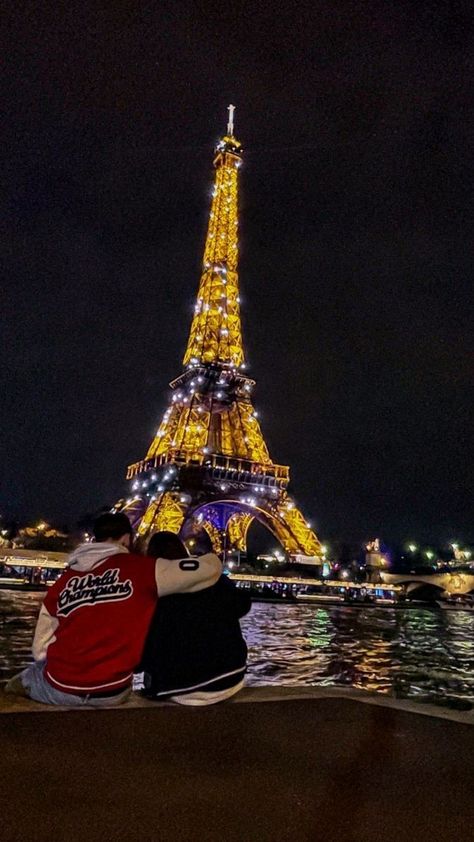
[[33, 542, 221, 695]]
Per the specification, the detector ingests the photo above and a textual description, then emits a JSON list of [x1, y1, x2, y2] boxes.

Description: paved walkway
[[1, 688, 473, 841]]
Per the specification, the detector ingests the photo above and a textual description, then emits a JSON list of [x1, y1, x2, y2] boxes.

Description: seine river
[[1, 591, 474, 707]]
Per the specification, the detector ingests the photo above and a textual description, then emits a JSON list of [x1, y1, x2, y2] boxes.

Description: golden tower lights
[[117, 108, 322, 560]]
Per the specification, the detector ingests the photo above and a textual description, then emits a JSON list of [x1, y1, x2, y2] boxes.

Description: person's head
[[93, 512, 134, 550], [147, 531, 187, 560]]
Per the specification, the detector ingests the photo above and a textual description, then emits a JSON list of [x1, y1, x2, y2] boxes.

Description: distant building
[[365, 539, 389, 582]]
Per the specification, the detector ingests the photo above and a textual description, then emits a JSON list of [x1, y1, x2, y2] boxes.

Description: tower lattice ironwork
[[115, 108, 322, 560]]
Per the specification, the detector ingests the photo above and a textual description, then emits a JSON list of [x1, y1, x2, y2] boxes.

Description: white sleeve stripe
[[152, 667, 246, 697], [32, 604, 59, 662], [155, 552, 221, 596]]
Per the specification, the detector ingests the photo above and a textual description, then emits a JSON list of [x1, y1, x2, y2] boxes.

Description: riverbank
[[1, 687, 473, 841]]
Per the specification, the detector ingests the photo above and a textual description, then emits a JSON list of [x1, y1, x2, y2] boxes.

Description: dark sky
[[1, 1, 473, 546]]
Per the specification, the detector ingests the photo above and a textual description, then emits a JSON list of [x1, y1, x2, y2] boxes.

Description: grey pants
[[19, 662, 131, 707]]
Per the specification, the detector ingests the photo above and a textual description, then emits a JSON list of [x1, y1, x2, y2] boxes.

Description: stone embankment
[[1, 686, 473, 841]]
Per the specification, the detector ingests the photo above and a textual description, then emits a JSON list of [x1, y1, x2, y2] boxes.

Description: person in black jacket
[[140, 531, 251, 705]]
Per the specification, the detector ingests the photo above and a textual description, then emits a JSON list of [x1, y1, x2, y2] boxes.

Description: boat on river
[[228, 573, 406, 607], [436, 594, 474, 612], [0, 549, 67, 590]]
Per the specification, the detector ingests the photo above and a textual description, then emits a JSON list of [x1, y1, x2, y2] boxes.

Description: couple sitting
[[8, 512, 251, 706]]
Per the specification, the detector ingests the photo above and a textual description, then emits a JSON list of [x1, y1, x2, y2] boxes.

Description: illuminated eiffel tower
[[116, 107, 322, 560]]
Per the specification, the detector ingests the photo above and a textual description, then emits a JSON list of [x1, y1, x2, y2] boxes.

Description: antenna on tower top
[[227, 104, 236, 136]]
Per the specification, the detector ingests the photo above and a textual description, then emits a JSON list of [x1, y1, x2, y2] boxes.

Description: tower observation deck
[[116, 108, 322, 560]]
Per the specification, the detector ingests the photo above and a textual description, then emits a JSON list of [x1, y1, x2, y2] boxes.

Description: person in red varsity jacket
[[6, 513, 221, 706]]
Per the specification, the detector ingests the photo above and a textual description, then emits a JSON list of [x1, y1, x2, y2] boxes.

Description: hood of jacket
[[67, 542, 129, 572]]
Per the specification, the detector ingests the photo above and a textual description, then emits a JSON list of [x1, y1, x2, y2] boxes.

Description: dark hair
[[147, 531, 187, 560], [93, 512, 133, 543]]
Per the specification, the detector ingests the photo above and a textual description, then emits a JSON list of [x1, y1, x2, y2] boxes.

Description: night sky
[[1, 2, 472, 546]]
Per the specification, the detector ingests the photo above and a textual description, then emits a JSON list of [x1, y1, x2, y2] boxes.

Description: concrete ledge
[[1, 683, 473, 724], [1, 691, 473, 842]]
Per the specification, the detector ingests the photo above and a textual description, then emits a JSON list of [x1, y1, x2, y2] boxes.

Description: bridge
[[381, 571, 474, 597]]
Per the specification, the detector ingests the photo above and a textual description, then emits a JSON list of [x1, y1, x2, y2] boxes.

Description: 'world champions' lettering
[[57, 568, 133, 617]]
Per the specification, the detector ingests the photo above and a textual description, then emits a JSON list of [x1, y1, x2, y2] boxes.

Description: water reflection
[[0, 591, 43, 685], [1, 592, 474, 706], [242, 603, 474, 704]]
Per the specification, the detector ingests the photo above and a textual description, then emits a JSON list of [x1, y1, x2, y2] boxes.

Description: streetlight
[[408, 544, 417, 553], [425, 551, 434, 560]]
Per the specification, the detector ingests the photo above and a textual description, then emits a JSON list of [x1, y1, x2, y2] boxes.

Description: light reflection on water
[[0, 591, 42, 685], [241, 602, 474, 704], [1, 591, 474, 706]]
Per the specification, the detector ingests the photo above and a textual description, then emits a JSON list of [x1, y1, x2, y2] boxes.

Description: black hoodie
[[140, 575, 251, 698]]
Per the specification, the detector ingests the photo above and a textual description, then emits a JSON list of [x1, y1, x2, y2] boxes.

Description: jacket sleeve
[[233, 586, 252, 618], [219, 575, 252, 617], [32, 604, 59, 662], [155, 552, 221, 596]]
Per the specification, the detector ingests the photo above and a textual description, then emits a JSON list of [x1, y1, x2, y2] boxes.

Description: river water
[[1, 591, 474, 707]]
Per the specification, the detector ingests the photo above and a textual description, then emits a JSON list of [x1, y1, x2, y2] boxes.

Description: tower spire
[[183, 113, 244, 368], [227, 103, 236, 136]]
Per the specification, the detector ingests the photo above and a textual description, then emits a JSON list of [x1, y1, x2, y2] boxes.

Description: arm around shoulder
[[155, 552, 222, 596]]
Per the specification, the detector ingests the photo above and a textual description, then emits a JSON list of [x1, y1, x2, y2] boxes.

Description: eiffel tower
[[115, 107, 322, 560]]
